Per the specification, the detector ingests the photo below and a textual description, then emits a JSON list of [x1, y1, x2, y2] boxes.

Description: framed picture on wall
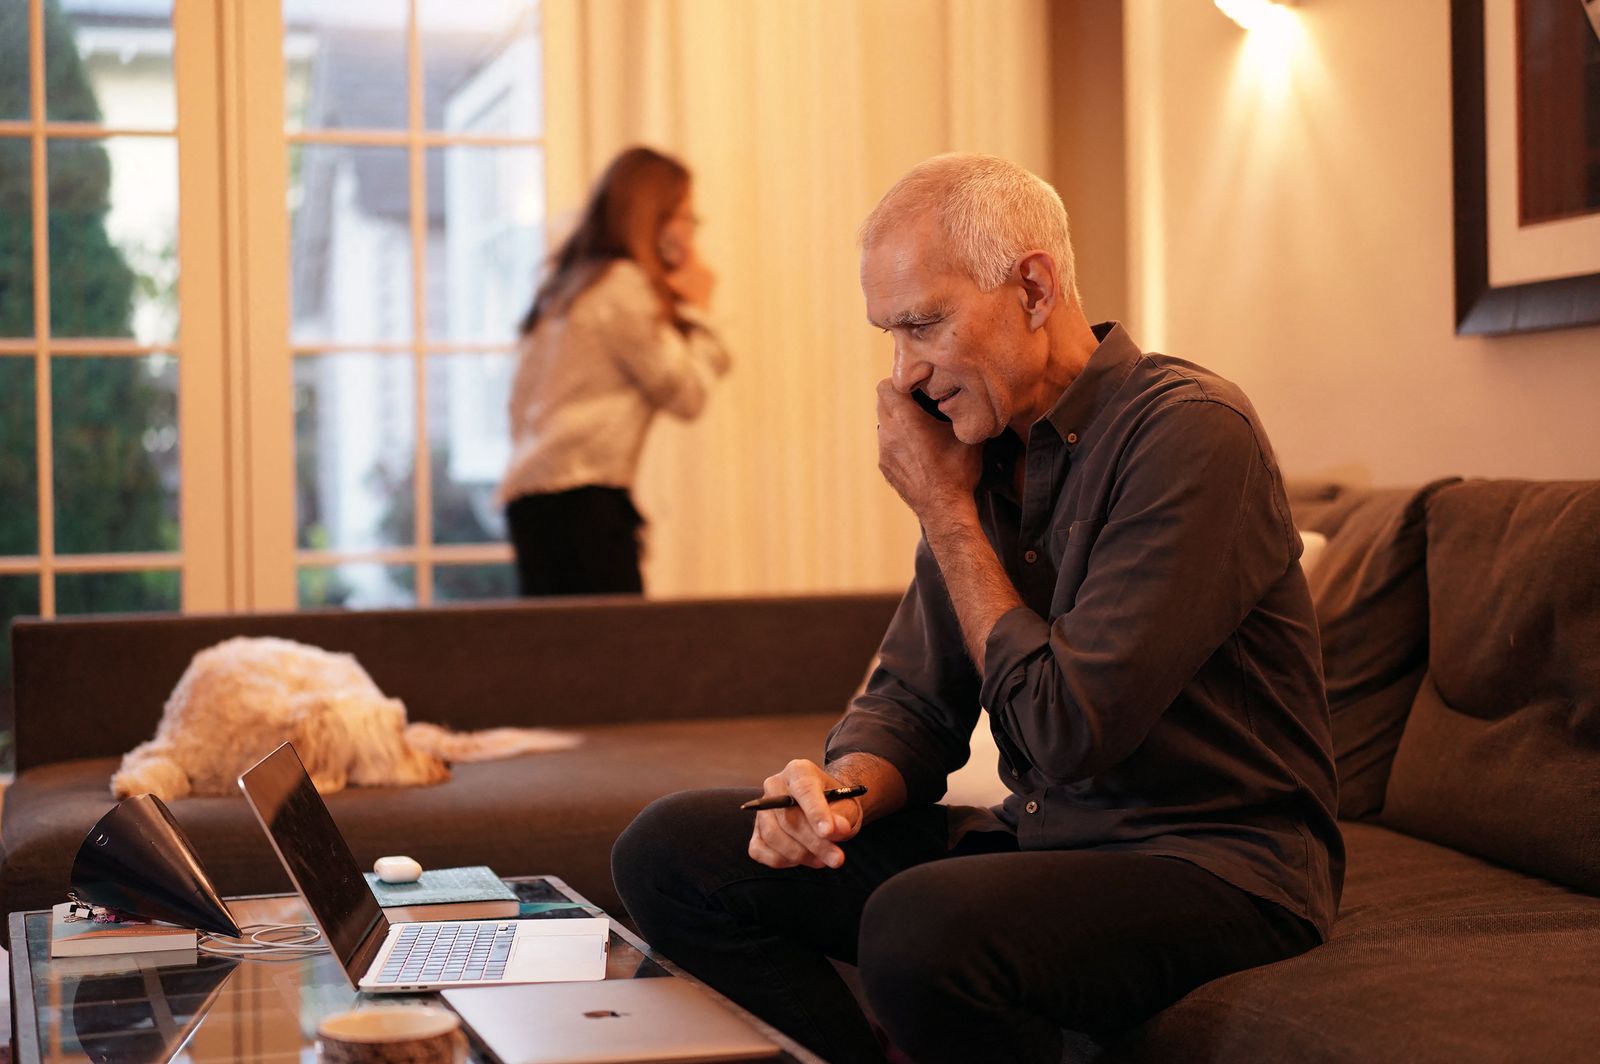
[[1451, 0, 1600, 335]]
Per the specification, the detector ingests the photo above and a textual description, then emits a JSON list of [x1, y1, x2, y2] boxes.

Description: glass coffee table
[[8, 875, 824, 1063]]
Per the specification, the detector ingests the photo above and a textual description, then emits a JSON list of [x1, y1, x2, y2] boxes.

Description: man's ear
[[1014, 251, 1059, 330]]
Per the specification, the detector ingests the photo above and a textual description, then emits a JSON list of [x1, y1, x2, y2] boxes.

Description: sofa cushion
[[1097, 821, 1600, 1063], [0, 711, 841, 930], [1383, 479, 1600, 894], [1281, 479, 1344, 527], [1295, 479, 1459, 818]]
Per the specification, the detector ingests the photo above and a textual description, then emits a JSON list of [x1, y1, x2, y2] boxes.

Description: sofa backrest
[[1291, 478, 1459, 819], [1382, 479, 1600, 894], [11, 593, 901, 773]]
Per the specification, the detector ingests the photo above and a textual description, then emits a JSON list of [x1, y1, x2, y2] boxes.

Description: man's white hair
[[859, 153, 1079, 305]]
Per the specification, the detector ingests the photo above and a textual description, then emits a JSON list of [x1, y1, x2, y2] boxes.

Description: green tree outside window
[[1, 0, 177, 771]]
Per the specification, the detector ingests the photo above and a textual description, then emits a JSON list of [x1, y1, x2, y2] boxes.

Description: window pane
[[290, 144, 413, 345], [56, 569, 180, 614], [428, 146, 543, 342], [428, 352, 510, 544], [0, 572, 42, 775], [298, 563, 414, 609], [295, 353, 415, 550], [0, 0, 27, 121], [284, 0, 409, 133], [46, 0, 177, 129], [434, 562, 516, 603], [52, 354, 179, 554], [419, 0, 542, 138], [0, 357, 37, 556], [0, 138, 33, 337], [48, 136, 179, 344]]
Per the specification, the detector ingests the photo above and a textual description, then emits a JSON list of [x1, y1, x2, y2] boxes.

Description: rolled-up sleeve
[[979, 398, 1296, 783], [826, 537, 983, 805]]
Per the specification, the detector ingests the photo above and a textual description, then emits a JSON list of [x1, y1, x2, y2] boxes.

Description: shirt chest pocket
[[1050, 515, 1105, 612]]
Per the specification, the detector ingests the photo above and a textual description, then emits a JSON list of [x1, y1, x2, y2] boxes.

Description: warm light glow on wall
[[1219, 0, 1307, 100], [1215, 0, 1296, 33]]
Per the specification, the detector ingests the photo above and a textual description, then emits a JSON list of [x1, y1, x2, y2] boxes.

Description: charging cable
[[200, 922, 327, 959]]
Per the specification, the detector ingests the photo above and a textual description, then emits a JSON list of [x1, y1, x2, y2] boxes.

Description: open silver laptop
[[443, 979, 781, 1063], [239, 741, 608, 993]]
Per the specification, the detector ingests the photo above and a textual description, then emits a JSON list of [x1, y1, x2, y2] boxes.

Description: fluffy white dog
[[112, 636, 580, 800]]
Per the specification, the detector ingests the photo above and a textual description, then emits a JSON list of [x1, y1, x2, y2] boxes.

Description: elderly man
[[613, 154, 1341, 1064]]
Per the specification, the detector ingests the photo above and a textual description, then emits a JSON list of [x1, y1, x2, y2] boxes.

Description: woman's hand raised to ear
[[666, 253, 716, 310]]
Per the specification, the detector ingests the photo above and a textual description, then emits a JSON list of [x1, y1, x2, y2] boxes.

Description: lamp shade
[[70, 794, 241, 937]]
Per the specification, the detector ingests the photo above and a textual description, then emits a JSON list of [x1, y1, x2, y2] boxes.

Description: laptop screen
[[238, 742, 386, 982]]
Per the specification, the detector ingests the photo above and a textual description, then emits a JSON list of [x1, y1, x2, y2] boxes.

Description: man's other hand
[[747, 759, 865, 870]]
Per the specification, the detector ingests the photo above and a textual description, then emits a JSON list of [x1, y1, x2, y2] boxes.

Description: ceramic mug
[[317, 1004, 467, 1064]]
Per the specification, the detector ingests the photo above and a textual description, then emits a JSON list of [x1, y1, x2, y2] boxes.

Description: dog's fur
[[112, 636, 580, 800]]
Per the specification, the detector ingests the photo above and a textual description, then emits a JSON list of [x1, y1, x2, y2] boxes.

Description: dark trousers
[[612, 790, 1319, 1064], [505, 487, 644, 597]]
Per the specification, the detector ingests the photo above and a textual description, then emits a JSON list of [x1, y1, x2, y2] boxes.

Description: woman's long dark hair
[[519, 146, 691, 336]]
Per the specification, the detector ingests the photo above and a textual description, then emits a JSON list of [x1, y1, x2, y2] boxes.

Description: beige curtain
[[543, 0, 1052, 597]]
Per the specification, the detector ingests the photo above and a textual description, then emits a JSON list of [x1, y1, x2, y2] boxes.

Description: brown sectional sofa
[[0, 593, 900, 940], [5, 477, 1599, 1062], [1075, 476, 1600, 1062]]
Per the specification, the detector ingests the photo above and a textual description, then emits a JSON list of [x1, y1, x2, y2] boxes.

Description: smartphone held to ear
[[912, 389, 953, 423]]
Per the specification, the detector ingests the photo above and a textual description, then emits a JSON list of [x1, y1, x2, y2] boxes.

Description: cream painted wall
[[1125, 0, 1600, 487], [544, 0, 1053, 597]]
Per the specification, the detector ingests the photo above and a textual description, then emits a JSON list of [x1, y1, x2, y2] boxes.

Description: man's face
[[861, 214, 1042, 444]]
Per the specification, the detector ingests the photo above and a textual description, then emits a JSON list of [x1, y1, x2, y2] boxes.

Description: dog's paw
[[110, 755, 193, 802], [308, 768, 349, 794]]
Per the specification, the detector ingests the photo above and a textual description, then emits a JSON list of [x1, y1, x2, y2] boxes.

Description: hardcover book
[[49, 902, 199, 958], [362, 865, 520, 922]]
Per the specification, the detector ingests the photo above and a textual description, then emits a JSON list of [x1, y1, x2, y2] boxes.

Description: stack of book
[[362, 865, 520, 922], [49, 902, 198, 958]]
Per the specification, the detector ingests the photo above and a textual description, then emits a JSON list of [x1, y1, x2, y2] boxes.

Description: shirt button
[[1011, 768, 1020, 778], [1023, 549, 1038, 564], [1066, 432, 1079, 444], [1025, 800, 1039, 814]]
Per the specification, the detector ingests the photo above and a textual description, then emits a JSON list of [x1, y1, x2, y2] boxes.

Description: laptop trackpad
[[507, 922, 611, 983]]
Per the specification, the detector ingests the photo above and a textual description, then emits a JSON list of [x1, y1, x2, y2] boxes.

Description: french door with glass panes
[[0, 0, 545, 763]]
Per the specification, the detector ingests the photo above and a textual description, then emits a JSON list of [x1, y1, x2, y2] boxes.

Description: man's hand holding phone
[[876, 379, 981, 520]]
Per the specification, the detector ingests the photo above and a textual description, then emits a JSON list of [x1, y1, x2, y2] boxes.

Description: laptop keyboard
[[378, 922, 516, 985]]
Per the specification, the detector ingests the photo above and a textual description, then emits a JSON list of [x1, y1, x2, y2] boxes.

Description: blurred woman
[[499, 147, 730, 596]]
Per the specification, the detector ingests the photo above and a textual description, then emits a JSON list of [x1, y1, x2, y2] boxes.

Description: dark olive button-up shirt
[[827, 323, 1344, 937]]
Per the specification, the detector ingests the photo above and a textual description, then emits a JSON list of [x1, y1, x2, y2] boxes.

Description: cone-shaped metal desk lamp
[[70, 793, 241, 937]]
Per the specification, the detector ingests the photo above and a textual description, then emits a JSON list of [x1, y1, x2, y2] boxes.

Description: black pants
[[612, 790, 1319, 1064], [505, 487, 644, 597]]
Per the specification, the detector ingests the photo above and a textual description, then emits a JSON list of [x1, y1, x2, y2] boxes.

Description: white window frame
[[2, 0, 547, 621], [238, 0, 543, 609]]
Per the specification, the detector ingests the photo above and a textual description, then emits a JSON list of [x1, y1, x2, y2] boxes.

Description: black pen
[[740, 785, 868, 811]]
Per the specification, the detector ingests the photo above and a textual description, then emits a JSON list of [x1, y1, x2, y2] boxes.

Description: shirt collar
[[1040, 321, 1142, 449], [978, 322, 1142, 497]]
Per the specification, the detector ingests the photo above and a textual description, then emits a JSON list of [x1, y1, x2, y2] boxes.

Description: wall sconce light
[[1215, 0, 1297, 32]]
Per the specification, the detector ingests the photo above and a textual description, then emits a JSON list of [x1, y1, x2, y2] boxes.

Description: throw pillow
[[1294, 477, 1460, 819], [1382, 479, 1600, 894]]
